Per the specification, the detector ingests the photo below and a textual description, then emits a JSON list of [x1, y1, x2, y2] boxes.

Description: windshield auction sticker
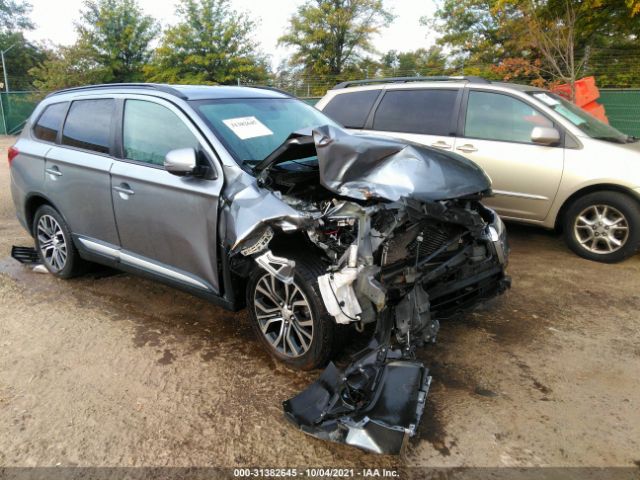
[[223, 116, 274, 140]]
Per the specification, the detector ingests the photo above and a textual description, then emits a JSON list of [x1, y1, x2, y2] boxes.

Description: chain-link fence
[[1, 85, 638, 138], [0, 91, 42, 135]]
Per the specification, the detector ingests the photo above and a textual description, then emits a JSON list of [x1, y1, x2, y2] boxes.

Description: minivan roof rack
[[45, 83, 189, 100], [332, 76, 491, 89]]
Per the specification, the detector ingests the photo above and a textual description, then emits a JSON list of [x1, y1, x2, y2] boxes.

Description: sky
[[23, 0, 439, 69]]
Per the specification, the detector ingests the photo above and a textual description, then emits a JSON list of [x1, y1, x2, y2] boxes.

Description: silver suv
[[317, 76, 640, 263], [9, 83, 509, 373]]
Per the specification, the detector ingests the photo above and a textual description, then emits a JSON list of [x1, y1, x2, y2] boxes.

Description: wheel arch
[[554, 184, 640, 232], [24, 193, 58, 235]]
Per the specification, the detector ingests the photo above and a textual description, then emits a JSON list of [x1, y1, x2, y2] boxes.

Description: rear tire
[[563, 191, 640, 263], [33, 205, 87, 278], [246, 252, 336, 370]]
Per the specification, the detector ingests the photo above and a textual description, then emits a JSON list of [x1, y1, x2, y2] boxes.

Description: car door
[[366, 88, 461, 151], [454, 90, 564, 221], [110, 97, 224, 294], [44, 98, 120, 245]]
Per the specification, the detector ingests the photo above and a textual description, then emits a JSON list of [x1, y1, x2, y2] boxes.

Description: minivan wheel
[[563, 191, 640, 263], [33, 205, 86, 278], [246, 253, 335, 370]]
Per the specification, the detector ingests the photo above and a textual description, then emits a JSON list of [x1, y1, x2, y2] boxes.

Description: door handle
[[113, 184, 135, 196], [431, 141, 452, 150], [45, 166, 62, 177], [456, 144, 478, 153]]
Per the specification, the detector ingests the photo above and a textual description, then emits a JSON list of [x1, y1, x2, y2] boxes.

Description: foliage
[[278, 0, 394, 77], [0, 0, 34, 32], [29, 44, 112, 91], [0, 31, 45, 90], [425, 0, 640, 88], [380, 47, 448, 76], [144, 0, 269, 84], [76, 0, 159, 82]]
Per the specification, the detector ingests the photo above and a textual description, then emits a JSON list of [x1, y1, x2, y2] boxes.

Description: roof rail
[[332, 76, 490, 89], [45, 83, 189, 100], [246, 85, 293, 97]]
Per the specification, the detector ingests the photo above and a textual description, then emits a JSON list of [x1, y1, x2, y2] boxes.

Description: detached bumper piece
[[283, 345, 430, 454], [11, 245, 40, 264]]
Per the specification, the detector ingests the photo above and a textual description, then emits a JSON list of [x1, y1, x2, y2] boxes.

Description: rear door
[[454, 90, 564, 221], [365, 88, 461, 151], [110, 96, 224, 294], [44, 98, 120, 245]]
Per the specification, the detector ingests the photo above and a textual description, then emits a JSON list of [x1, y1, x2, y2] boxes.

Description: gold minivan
[[317, 77, 640, 263]]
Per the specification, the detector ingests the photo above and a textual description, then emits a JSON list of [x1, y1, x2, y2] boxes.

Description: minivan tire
[[33, 205, 87, 278], [563, 191, 640, 263], [246, 252, 336, 370]]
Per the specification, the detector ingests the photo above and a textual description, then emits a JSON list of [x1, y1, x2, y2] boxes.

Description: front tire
[[563, 191, 640, 263], [246, 253, 335, 370], [33, 205, 87, 278]]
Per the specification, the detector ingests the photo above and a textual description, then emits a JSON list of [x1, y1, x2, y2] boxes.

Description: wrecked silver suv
[[10, 84, 509, 454]]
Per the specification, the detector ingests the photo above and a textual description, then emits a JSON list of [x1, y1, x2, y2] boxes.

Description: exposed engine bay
[[224, 126, 510, 454]]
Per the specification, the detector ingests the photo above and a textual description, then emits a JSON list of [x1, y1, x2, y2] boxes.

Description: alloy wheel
[[37, 214, 67, 272], [573, 204, 629, 255], [253, 273, 314, 358]]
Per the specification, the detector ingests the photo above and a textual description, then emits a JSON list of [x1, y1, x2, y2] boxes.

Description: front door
[[454, 90, 564, 221], [110, 98, 223, 294]]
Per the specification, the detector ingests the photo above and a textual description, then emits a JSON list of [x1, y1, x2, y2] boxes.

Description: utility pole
[[1, 44, 16, 93]]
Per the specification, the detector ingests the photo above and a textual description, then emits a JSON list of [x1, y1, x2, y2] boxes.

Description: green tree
[[29, 44, 111, 91], [426, 0, 640, 87], [76, 0, 159, 82], [0, 31, 45, 90], [144, 0, 269, 84], [0, 0, 34, 32], [380, 47, 448, 76], [278, 0, 394, 77]]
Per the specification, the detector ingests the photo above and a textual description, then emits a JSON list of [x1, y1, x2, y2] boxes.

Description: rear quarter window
[[61, 99, 115, 154], [322, 90, 381, 128], [33, 102, 68, 142], [372, 89, 458, 136]]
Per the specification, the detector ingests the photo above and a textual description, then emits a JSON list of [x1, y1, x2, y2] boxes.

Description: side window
[[62, 99, 115, 154], [123, 100, 199, 166], [33, 102, 68, 142], [465, 91, 553, 144], [372, 89, 458, 135], [322, 90, 380, 128]]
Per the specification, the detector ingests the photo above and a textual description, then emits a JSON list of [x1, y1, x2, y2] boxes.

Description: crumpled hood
[[313, 125, 492, 202]]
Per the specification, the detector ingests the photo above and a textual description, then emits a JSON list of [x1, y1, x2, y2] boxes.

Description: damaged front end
[[226, 125, 510, 454]]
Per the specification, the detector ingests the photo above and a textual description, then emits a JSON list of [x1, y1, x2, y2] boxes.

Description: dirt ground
[[0, 134, 639, 470]]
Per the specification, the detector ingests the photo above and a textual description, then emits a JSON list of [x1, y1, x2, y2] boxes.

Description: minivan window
[[465, 91, 553, 144], [372, 89, 458, 136], [322, 90, 380, 128], [61, 99, 115, 154], [123, 100, 200, 165], [528, 91, 630, 143], [33, 102, 68, 142]]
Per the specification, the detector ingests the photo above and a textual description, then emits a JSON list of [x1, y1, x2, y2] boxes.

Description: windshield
[[528, 91, 630, 143], [191, 98, 338, 167]]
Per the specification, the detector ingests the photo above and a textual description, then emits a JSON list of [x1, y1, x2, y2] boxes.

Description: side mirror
[[164, 148, 197, 176], [531, 126, 561, 146]]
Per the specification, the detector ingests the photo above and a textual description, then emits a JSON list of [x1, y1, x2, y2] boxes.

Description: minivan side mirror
[[531, 126, 561, 146], [164, 148, 197, 176]]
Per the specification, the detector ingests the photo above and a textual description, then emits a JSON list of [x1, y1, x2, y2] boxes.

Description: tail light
[[7, 145, 18, 167]]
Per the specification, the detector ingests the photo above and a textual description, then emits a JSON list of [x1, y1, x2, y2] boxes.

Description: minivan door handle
[[431, 141, 452, 150], [456, 144, 478, 153], [45, 166, 62, 178], [113, 183, 135, 198]]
